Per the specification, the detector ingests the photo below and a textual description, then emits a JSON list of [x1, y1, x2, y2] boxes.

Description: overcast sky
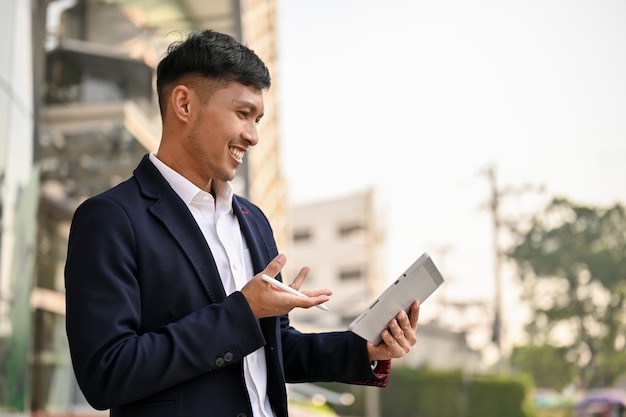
[[275, 0, 626, 346]]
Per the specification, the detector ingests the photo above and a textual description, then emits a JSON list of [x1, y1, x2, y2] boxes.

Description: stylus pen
[[261, 274, 330, 311]]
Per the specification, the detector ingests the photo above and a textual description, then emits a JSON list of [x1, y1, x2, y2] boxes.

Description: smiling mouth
[[229, 146, 245, 162]]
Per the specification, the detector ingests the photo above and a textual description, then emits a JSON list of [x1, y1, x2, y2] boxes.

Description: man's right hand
[[241, 254, 332, 318]]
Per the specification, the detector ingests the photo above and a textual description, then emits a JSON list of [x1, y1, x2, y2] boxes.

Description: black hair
[[156, 30, 271, 115]]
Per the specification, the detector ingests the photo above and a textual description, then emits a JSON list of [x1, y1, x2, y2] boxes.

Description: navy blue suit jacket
[[65, 155, 386, 417]]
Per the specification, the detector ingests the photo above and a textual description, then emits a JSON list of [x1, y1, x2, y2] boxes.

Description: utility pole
[[364, 386, 380, 417], [482, 164, 543, 370], [484, 165, 505, 367]]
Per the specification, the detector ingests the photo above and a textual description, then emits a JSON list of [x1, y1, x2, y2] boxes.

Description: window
[[339, 268, 363, 281], [293, 228, 312, 242], [337, 223, 366, 240]]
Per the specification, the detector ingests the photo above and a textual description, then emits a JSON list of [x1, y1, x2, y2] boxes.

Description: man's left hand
[[367, 300, 420, 361]]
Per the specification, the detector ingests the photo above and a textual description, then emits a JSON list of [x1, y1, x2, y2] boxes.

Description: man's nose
[[242, 124, 259, 146]]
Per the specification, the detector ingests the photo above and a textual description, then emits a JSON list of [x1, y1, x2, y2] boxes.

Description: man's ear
[[170, 85, 192, 121]]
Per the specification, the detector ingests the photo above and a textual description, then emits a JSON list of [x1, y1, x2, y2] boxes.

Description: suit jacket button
[[224, 352, 234, 362], [215, 357, 225, 367], [235, 413, 247, 417]]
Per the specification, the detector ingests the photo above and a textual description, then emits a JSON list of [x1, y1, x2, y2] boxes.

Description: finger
[[262, 254, 287, 278], [401, 321, 417, 345], [409, 300, 420, 328], [389, 320, 413, 350], [300, 288, 333, 297], [396, 310, 411, 331], [289, 266, 311, 290], [381, 329, 405, 356], [388, 318, 404, 339], [380, 329, 398, 346]]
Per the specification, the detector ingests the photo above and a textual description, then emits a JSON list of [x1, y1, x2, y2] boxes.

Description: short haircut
[[156, 30, 271, 116]]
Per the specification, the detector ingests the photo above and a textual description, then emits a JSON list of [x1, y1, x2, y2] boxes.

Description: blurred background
[[1, 0, 625, 416]]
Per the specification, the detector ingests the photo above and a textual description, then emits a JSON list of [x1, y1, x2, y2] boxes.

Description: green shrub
[[380, 367, 537, 417]]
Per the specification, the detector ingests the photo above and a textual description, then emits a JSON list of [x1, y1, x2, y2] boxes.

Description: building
[[287, 189, 386, 330], [0, 1, 38, 415], [1, 0, 286, 415], [394, 323, 483, 372], [287, 190, 482, 373]]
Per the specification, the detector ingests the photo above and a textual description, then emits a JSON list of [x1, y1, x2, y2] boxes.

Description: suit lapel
[[232, 196, 269, 275], [233, 196, 284, 387], [134, 155, 227, 303]]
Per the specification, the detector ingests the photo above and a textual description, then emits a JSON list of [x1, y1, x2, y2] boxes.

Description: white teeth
[[230, 147, 244, 160]]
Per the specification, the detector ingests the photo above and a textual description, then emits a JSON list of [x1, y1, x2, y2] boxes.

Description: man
[[65, 30, 420, 417]]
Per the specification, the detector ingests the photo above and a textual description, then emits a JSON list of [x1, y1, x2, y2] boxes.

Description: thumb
[[263, 254, 287, 278]]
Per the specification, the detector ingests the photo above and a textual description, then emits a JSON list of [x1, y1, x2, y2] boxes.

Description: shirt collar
[[148, 152, 234, 209]]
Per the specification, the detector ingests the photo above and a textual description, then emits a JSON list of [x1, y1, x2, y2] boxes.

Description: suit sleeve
[[65, 196, 265, 410], [279, 317, 390, 386]]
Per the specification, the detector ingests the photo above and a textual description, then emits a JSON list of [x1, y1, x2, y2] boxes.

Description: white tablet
[[348, 252, 444, 344]]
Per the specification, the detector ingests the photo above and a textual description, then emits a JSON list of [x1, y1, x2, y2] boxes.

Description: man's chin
[[220, 170, 238, 183]]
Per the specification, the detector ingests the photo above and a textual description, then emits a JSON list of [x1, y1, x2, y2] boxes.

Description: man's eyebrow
[[234, 99, 259, 112]]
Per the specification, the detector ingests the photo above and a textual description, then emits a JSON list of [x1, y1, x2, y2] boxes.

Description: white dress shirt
[[149, 153, 275, 417]]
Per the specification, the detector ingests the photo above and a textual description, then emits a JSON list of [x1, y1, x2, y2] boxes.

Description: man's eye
[[238, 111, 249, 118], [255, 118, 261, 125]]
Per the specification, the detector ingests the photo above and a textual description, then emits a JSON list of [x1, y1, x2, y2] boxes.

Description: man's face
[[183, 81, 264, 187]]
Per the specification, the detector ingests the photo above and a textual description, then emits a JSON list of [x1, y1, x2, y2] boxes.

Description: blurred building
[[394, 323, 483, 372], [1, 0, 285, 415], [0, 1, 39, 415], [287, 190, 482, 373], [287, 189, 386, 330], [285, 189, 386, 417]]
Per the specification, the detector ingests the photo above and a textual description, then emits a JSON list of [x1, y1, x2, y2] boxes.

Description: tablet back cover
[[348, 253, 444, 344]]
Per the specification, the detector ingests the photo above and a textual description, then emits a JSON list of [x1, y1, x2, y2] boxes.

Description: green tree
[[507, 198, 626, 388], [510, 344, 576, 391]]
